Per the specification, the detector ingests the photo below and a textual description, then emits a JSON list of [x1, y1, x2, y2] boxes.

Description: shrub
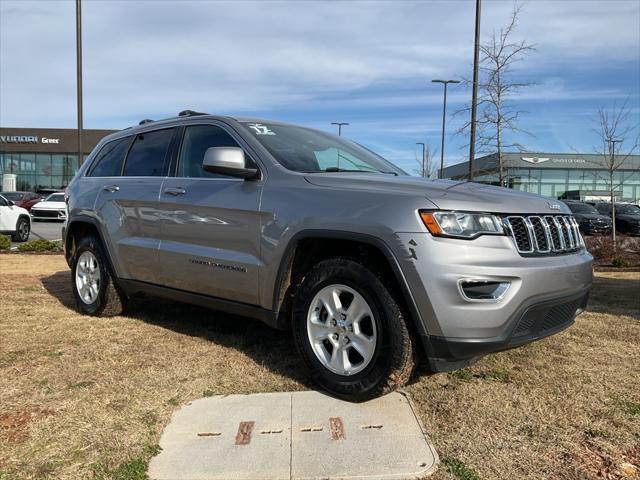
[[17, 239, 61, 252], [0, 235, 10, 250], [612, 256, 631, 268], [584, 235, 615, 261]]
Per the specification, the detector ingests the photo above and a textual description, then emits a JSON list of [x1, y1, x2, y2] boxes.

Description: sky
[[1, 0, 639, 173]]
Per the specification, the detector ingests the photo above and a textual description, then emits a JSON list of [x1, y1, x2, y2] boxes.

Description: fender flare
[[271, 229, 426, 336]]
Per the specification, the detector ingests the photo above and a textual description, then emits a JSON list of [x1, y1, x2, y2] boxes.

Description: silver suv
[[63, 111, 593, 401]]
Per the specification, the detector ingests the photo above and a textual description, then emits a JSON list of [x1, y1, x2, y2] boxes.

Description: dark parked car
[[595, 203, 640, 235], [563, 201, 612, 235], [0, 191, 41, 212]]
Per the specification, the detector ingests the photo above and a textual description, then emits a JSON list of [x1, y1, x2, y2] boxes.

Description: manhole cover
[[148, 391, 438, 480]]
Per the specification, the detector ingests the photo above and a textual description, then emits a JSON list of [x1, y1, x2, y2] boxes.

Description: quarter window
[[123, 129, 174, 177], [178, 125, 243, 178], [89, 136, 132, 177]]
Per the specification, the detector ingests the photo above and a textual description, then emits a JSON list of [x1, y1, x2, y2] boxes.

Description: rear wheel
[[11, 218, 30, 242], [71, 235, 126, 316], [292, 258, 417, 401]]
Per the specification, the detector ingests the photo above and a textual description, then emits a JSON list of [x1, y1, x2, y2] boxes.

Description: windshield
[[45, 193, 65, 202], [241, 122, 405, 175], [617, 204, 640, 215], [0, 192, 25, 201], [567, 203, 598, 214]]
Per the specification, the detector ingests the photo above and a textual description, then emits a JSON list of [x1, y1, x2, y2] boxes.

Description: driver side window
[[178, 125, 243, 178], [0, 196, 7, 207]]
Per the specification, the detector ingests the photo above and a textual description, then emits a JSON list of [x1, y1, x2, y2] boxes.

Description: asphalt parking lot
[[12, 220, 64, 247]]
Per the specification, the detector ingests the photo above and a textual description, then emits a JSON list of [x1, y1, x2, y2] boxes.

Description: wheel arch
[[272, 230, 426, 338], [64, 216, 115, 273]]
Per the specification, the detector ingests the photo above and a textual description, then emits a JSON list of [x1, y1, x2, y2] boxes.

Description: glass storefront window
[[20, 153, 36, 174], [52, 154, 65, 176], [36, 153, 51, 176], [540, 169, 568, 183], [540, 184, 554, 198]]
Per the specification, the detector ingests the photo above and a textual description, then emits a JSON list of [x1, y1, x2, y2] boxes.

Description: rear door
[[93, 128, 177, 283], [157, 123, 264, 305]]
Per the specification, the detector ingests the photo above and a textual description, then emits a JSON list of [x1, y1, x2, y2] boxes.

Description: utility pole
[[468, 0, 481, 182], [75, 0, 83, 166], [608, 137, 622, 250], [432, 79, 460, 178], [416, 142, 426, 177], [331, 122, 349, 136]]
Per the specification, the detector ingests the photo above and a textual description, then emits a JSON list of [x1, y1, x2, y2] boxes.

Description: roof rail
[[139, 119, 154, 125], [178, 109, 208, 117]]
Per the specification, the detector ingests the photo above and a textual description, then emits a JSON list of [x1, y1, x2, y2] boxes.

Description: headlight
[[419, 210, 504, 239]]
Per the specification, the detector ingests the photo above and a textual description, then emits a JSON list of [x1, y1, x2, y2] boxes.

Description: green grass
[[92, 446, 160, 480], [617, 399, 640, 416], [442, 457, 480, 480]]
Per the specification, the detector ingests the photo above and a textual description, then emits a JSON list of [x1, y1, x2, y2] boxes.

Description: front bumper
[[392, 232, 593, 369]]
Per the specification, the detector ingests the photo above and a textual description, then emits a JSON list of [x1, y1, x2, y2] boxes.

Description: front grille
[[32, 209, 64, 218], [504, 215, 583, 255]]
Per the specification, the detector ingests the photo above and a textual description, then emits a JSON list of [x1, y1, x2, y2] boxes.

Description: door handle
[[164, 187, 186, 196], [103, 185, 120, 193]]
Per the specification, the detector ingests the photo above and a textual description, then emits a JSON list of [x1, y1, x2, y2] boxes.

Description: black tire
[[11, 217, 30, 242], [71, 234, 126, 316], [292, 257, 417, 401]]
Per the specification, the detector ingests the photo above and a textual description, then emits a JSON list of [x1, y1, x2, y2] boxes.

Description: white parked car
[[30, 192, 67, 221], [0, 194, 31, 242]]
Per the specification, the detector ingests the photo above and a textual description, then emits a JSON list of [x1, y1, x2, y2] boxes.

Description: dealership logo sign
[[521, 156, 586, 165], [0, 135, 60, 144], [521, 157, 551, 164], [1, 135, 38, 144]]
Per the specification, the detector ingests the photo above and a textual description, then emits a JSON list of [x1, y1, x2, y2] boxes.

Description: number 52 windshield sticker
[[247, 123, 276, 135]]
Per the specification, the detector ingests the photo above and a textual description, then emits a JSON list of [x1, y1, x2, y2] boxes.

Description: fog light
[[458, 280, 510, 302]]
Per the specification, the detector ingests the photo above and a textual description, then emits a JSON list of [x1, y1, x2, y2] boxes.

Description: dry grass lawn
[[0, 254, 638, 480]]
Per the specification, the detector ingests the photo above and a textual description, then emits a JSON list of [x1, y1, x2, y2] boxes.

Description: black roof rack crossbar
[[178, 109, 208, 117], [139, 119, 154, 125]]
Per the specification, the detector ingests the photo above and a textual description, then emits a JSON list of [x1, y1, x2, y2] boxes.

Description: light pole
[[331, 122, 349, 136], [75, 0, 83, 166], [416, 142, 426, 177], [432, 79, 460, 179], [468, 0, 482, 182]]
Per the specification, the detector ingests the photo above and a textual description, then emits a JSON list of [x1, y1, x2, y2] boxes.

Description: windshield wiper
[[324, 167, 377, 173]]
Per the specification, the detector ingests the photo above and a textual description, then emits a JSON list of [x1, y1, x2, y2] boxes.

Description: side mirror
[[8, 200, 14, 206], [202, 147, 258, 180]]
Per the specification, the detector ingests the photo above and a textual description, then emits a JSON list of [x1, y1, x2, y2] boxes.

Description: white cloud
[[1, 0, 638, 130]]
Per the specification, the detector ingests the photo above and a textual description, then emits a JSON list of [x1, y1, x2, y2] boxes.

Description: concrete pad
[[148, 391, 438, 480]]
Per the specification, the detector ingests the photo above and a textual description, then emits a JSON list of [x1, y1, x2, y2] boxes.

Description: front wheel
[[12, 218, 30, 242], [292, 258, 417, 401], [71, 235, 126, 316]]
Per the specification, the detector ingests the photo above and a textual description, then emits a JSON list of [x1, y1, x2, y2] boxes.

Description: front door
[[157, 124, 263, 305]]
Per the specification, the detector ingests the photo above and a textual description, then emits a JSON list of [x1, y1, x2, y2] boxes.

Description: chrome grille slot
[[505, 215, 583, 256]]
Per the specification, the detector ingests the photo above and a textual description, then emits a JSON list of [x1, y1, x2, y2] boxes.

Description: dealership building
[[0, 127, 116, 192], [440, 152, 640, 203]]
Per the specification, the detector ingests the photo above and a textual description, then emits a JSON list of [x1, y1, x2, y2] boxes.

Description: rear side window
[[88, 136, 131, 177], [177, 125, 242, 178], [123, 129, 175, 177]]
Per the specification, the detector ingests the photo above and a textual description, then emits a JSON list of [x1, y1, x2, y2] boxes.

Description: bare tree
[[414, 143, 438, 178], [455, 3, 535, 185], [592, 101, 639, 248]]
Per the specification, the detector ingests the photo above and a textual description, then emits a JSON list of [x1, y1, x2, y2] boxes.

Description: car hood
[[617, 214, 640, 222], [303, 174, 571, 214], [572, 213, 612, 222], [33, 201, 65, 210]]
